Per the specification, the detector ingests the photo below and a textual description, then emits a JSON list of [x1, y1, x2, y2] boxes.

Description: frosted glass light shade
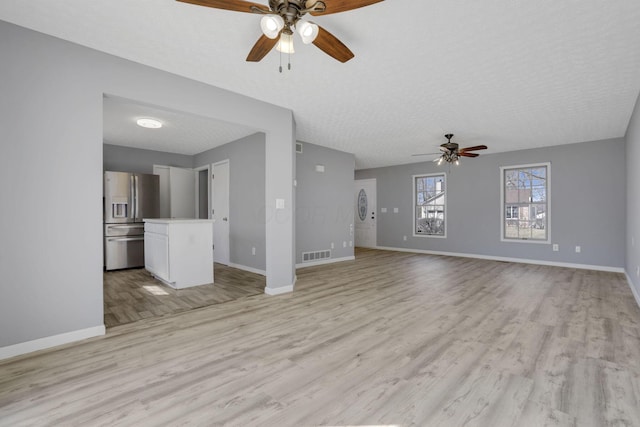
[[297, 21, 319, 44], [276, 33, 295, 54], [260, 15, 284, 39], [136, 118, 162, 129]]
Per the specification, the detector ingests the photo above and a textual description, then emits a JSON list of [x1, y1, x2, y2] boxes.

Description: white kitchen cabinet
[[144, 219, 214, 289]]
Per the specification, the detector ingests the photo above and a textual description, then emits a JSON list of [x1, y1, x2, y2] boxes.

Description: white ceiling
[[103, 95, 258, 155], [2, 0, 640, 169]]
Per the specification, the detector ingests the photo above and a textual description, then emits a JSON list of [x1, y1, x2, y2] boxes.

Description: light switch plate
[[276, 198, 285, 209]]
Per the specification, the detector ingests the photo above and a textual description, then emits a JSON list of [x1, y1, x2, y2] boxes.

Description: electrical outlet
[[343, 241, 347, 248], [575, 246, 581, 253], [381, 208, 387, 213], [331, 242, 334, 249], [403, 235, 407, 241], [552, 244, 559, 252], [252, 247, 256, 256], [349, 240, 353, 247], [393, 208, 399, 213]]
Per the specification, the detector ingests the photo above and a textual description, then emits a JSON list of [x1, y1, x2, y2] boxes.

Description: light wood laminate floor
[[103, 264, 265, 328], [2, 248, 640, 426]]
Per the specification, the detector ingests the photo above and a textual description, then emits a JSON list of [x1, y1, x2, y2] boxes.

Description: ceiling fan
[[413, 134, 488, 165], [176, 0, 383, 66]]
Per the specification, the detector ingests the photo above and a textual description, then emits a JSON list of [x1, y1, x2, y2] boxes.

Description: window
[[500, 163, 549, 242], [414, 173, 446, 237], [505, 206, 519, 219]]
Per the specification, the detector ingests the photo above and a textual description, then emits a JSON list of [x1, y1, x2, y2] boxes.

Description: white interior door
[[212, 160, 230, 265], [153, 165, 170, 218], [355, 179, 377, 248], [169, 166, 196, 219]]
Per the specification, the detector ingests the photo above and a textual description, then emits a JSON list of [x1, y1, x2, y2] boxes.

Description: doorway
[[354, 178, 377, 248], [196, 165, 211, 220], [212, 160, 230, 265]]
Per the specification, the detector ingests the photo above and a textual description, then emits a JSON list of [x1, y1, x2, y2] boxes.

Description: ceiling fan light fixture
[[276, 32, 295, 54], [297, 21, 319, 44], [260, 14, 284, 39]]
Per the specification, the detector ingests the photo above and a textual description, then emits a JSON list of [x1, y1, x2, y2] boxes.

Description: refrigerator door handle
[[134, 175, 140, 221], [130, 174, 136, 219], [106, 236, 145, 242]]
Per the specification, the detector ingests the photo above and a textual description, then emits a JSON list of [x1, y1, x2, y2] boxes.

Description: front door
[[212, 160, 230, 265], [354, 179, 377, 248]]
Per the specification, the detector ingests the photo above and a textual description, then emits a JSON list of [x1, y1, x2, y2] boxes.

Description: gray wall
[[103, 143, 193, 173], [0, 20, 294, 350], [194, 133, 267, 272], [627, 92, 640, 293], [356, 138, 626, 268], [296, 142, 355, 263]]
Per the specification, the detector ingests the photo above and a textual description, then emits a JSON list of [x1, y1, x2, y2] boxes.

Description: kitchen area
[[102, 95, 266, 328]]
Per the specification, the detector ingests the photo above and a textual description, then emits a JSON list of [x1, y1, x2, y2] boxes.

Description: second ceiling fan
[[413, 134, 488, 165], [177, 0, 384, 64]]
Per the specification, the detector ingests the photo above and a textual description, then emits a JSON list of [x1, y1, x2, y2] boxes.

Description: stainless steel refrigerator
[[104, 171, 160, 270]]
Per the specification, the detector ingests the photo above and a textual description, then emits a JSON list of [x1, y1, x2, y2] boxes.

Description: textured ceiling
[[103, 95, 258, 155], [1, 0, 640, 169]]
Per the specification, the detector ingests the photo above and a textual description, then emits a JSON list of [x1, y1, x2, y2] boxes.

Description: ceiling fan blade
[[306, 0, 384, 15], [458, 152, 479, 158], [459, 145, 488, 152], [312, 26, 354, 63], [412, 152, 441, 157], [246, 34, 279, 61], [176, 0, 267, 13]]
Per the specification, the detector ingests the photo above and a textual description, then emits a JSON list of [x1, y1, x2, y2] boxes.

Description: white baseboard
[[265, 275, 295, 295], [0, 325, 106, 361], [227, 262, 266, 276], [296, 255, 355, 269], [626, 272, 640, 309], [264, 284, 294, 296], [375, 246, 625, 274]]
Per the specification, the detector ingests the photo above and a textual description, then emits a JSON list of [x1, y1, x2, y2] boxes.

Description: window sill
[[500, 237, 550, 244], [414, 233, 447, 239]]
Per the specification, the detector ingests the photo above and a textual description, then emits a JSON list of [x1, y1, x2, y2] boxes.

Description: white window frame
[[413, 173, 447, 239], [500, 162, 551, 244], [505, 206, 519, 219]]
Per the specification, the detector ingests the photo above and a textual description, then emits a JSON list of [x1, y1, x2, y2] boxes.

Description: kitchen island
[[144, 218, 214, 289]]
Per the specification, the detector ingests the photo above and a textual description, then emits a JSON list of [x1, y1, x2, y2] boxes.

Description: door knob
[[223, 217, 228, 222]]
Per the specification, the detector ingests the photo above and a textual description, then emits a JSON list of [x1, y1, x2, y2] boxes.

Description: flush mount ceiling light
[[136, 118, 162, 129], [176, 0, 384, 67]]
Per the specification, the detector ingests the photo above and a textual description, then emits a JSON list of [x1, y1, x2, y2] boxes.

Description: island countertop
[[143, 218, 214, 224]]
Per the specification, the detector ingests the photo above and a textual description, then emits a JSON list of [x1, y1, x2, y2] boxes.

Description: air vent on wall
[[296, 142, 303, 154], [302, 249, 331, 263]]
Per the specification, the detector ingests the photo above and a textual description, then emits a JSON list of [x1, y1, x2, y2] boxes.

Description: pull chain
[[279, 49, 292, 73]]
